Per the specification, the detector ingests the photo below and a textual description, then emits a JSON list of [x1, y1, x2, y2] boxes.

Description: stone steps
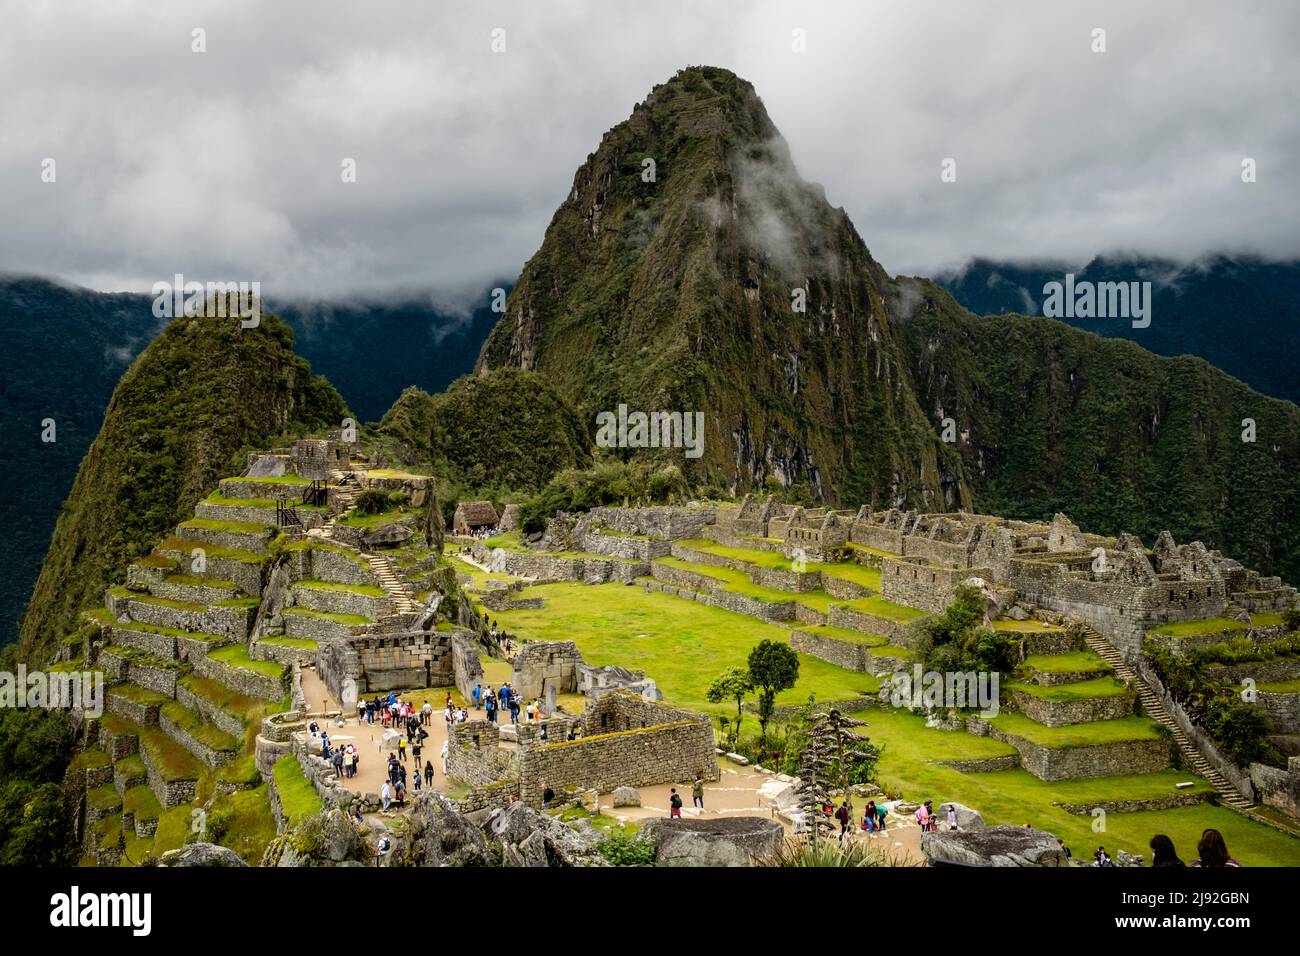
[[1081, 627, 1254, 810], [365, 551, 421, 614]]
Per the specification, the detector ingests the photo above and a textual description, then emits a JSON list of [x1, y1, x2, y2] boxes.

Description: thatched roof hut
[[453, 500, 499, 534]]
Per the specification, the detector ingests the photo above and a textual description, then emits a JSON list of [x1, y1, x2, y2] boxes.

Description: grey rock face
[[158, 843, 248, 867], [921, 825, 1069, 867], [642, 816, 784, 867]]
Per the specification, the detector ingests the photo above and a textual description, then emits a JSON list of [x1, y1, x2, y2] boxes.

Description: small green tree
[[706, 668, 753, 746], [748, 640, 799, 745]]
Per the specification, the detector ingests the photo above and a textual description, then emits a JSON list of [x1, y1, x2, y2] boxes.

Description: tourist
[[863, 801, 877, 833], [353, 805, 364, 826], [498, 682, 511, 714], [394, 777, 406, 807], [381, 781, 392, 812], [915, 803, 928, 830], [357, 699, 366, 725], [484, 686, 494, 712], [532, 700, 542, 723], [349, 745, 359, 779], [947, 803, 958, 831], [422, 701, 432, 725], [424, 760, 434, 788], [458, 707, 468, 723], [1092, 846, 1113, 867], [1192, 829, 1240, 868], [485, 697, 497, 723], [412, 767, 422, 792], [1150, 834, 1186, 867], [473, 684, 482, 709], [669, 788, 683, 819], [398, 736, 407, 763], [332, 748, 345, 778], [508, 696, 520, 724], [836, 800, 851, 837], [876, 802, 888, 832], [542, 783, 555, 809], [692, 775, 705, 810]]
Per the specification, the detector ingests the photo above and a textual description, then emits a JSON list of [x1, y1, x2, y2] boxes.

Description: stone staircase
[[317, 468, 363, 537], [1080, 626, 1253, 810], [364, 551, 420, 614]]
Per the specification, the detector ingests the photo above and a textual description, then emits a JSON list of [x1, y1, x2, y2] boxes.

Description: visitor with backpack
[[692, 775, 705, 809], [669, 788, 683, 818], [424, 760, 434, 788]]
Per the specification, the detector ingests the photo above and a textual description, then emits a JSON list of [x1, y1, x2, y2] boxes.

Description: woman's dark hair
[[1197, 828, 1232, 867], [1149, 834, 1183, 866]]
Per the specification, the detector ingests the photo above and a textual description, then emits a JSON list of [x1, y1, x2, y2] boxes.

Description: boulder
[[921, 826, 1069, 867], [723, 752, 749, 765], [1007, 605, 1030, 621], [158, 843, 248, 867], [483, 800, 606, 867], [642, 816, 784, 867], [756, 778, 798, 811], [941, 802, 985, 830], [406, 792, 494, 867], [612, 786, 641, 808]]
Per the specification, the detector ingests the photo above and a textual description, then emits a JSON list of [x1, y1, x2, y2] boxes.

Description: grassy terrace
[[795, 624, 889, 646], [112, 620, 227, 643], [847, 706, 1300, 864], [122, 785, 161, 821], [178, 674, 264, 725], [991, 618, 1068, 633], [103, 645, 187, 671], [366, 468, 431, 480], [488, 580, 878, 714], [70, 749, 111, 771], [203, 492, 327, 512], [154, 537, 264, 564], [225, 474, 310, 485], [677, 538, 883, 591], [273, 755, 323, 825], [1021, 651, 1112, 675], [134, 554, 178, 570], [1257, 678, 1300, 693], [838, 594, 926, 622], [123, 715, 203, 781], [164, 573, 238, 590], [111, 589, 206, 613], [285, 538, 370, 565], [160, 702, 240, 752], [179, 517, 275, 534], [114, 754, 146, 779], [207, 644, 288, 680], [257, 636, 318, 651], [87, 784, 123, 812], [337, 507, 409, 530], [282, 606, 371, 626], [1008, 675, 1132, 702], [655, 556, 838, 612], [987, 712, 1165, 747], [294, 579, 386, 597], [1147, 617, 1250, 639], [108, 683, 171, 708]]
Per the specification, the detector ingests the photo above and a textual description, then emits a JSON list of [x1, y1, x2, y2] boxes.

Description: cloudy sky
[[2, 0, 1296, 305]]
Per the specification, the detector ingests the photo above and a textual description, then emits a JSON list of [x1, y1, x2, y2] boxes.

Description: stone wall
[[581, 530, 672, 561], [290, 583, 392, 620], [1011, 688, 1135, 728], [511, 640, 583, 700], [972, 719, 1171, 781], [286, 544, 377, 588], [446, 720, 518, 786], [1249, 758, 1300, 822], [790, 628, 870, 672], [1255, 690, 1300, 733], [516, 693, 717, 807], [880, 557, 991, 614], [587, 505, 716, 540], [191, 651, 289, 701], [826, 604, 912, 645]]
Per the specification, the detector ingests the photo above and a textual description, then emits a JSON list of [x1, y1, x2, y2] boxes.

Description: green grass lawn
[[1021, 651, 1112, 675], [337, 508, 409, 530], [655, 556, 836, 612], [1258, 678, 1300, 693], [273, 755, 324, 825], [294, 579, 386, 597], [207, 644, 288, 680], [850, 706, 1300, 865], [991, 618, 1068, 633], [489, 581, 878, 714], [282, 606, 371, 626], [179, 517, 274, 535], [987, 712, 1165, 748], [1147, 617, 1250, 639], [795, 624, 889, 646], [1009, 676, 1132, 702], [839, 594, 926, 622]]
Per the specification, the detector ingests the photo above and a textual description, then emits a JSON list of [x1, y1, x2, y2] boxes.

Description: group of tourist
[[1091, 829, 1241, 868], [356, 691, 433, 730], [470, 680, 548, 726]]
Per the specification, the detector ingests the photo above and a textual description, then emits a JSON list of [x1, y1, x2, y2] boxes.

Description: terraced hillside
[[58, 446, 453, 866], [464, 514, 1300, 864]]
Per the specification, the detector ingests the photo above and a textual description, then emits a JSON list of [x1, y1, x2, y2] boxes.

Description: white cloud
[[1, 0, 1295, 298]]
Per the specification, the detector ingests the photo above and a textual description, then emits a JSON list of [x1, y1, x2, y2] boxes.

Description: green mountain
[[374, 368, 591, 494], [476, 65, 1300, 582], [16, 309, 347, 664], [476, 66, 965, 510]]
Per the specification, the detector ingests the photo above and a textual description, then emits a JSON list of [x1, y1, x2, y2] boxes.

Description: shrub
[[597, 831, 656, 866], [353, 489, 392, 515]]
